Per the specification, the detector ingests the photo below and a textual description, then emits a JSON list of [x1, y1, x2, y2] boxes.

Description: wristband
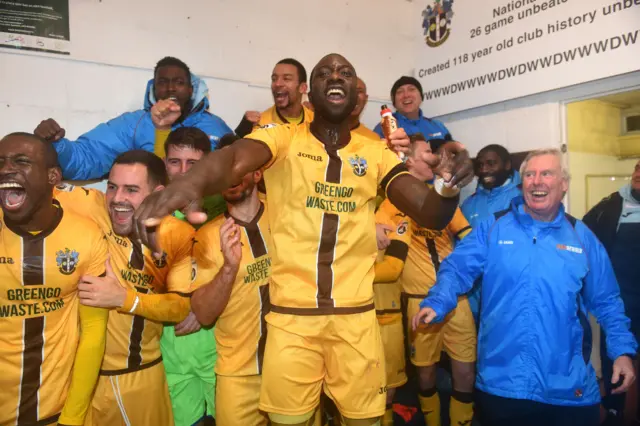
[[434, 177, 460, 198], [129, 295, 140, 313]]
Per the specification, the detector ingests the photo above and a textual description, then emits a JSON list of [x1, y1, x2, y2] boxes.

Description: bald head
[[308, 53, 358, 124], [309, 53, 356, 91]]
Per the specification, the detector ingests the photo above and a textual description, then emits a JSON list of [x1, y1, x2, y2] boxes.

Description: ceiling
[[596, 90, 640, 109]]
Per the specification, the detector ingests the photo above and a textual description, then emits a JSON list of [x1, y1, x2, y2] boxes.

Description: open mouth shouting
[[326, 86, 346, 104], [0, 181, 27, 211], [110, 203, 135, 226], [273, 91, 289, 105]]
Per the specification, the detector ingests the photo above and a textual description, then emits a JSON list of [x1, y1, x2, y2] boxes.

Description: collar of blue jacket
[[143, 73, 210, 123], [475, 170, 522, 196], [510, 195, 567, 229]]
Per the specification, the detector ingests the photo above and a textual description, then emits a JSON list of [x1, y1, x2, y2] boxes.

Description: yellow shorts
[[85, 361, 173, 426], [405, 296, 476, 367], [216, 375, 269, 426], [378, 317, 407, 389], [259, 310, 386, 420]]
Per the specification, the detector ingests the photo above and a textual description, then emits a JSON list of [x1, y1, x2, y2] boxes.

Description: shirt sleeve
[[420, 218, 491, 321], [53, 111, 142, 180], [162, 219, 197, 294], [446, 208, 472, 241], [191, 222, 223, 289], [374, 202, 412, 283], [58, 228, 109, 425], [245, 124, 295, 169], [581, 225, 638, 360], [377, 146, 410, 196]]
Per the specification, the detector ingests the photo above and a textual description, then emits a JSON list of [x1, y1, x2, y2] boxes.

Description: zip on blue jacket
[[461, 171, 522, 228], [373, 110, 452, 140], [53, 75, 233, 180], [420, 196, 637, 406]]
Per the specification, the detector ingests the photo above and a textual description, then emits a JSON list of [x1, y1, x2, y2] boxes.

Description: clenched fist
[[151, 99, 182, 130], [244, 111, 261, 125], [34, 118, 65, 142]]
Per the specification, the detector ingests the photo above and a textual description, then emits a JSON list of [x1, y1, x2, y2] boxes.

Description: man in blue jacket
[[461, 144, 521, 228], [583, 160, 640, 425], [461, 144, 522, 321], [33, 56, 232, 181], [413, 148, 637, 426], [373, 76, 452, 141]]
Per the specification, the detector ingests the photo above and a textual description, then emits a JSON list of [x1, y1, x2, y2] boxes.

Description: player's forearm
[[119, 290, 191, 323], [187, 138, 272, 197], [387, 175, 458, 230], [59, 305, 108, 425], [192, 264, 238, 326]]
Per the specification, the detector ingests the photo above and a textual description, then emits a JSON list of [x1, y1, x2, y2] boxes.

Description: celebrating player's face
[[165, 145, 204, 181], [271, 63, 306, 111], [309, 54, 358, 123], [222, 171, 261, 205], [106, 163, 159, 236], [154, 65, 193, 116], [0, 134, 57, 222]]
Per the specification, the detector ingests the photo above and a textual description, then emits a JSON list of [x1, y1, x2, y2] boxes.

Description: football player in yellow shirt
[[372, 200, 410, 426], [235, 58, 314, 137], [377, 134, 476, 426], [0, 132, 108, 426], [135, 53, 473, 426], [55, 150, 196, 426], [189, 134, 272, 425]]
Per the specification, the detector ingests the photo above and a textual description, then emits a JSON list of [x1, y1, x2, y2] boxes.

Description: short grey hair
[[519, 148, 570, 182]]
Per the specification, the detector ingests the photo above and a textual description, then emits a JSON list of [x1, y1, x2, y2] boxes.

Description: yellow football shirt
[[54, 185, 196, 373], [258, 104, 314, 129], [246, 123, 408, 314], [0, 202, 108, 425], [390, 198, 471, 296], [193, 203, 273, 376]]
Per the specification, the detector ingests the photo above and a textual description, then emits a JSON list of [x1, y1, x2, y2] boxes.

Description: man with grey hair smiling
[[413, 148, 638, 426]]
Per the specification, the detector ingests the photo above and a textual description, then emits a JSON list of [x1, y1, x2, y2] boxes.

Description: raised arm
[[35, 113, 141, 180], [384, 133, 473, 230], [191, 218, 242, 326]]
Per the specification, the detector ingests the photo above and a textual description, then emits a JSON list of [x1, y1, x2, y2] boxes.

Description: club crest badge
[[422, 0, 454, 48], [397, 221, 408, 235], [56, 248, 79, 275], [348, 155, 368, 177], [153, 252, 168, 268]]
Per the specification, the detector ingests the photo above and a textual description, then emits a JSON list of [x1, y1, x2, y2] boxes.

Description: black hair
[[217, 133, 240, 150], [154, 56, 192, 85], [164, 127, 211, 155], [276, 58, 307, 84], [112, 150, 168, 187], [477, 144, 511, 165], [3, 132, 59, 168], [391, 76, 423, 106]]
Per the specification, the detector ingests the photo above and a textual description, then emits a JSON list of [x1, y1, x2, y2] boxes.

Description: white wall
[[0, 0, 427, 140]]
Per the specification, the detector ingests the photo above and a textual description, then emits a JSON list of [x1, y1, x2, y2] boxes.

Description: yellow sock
[[381, 404, 393, 426], [449, 391, 474, 426], [418, 390, 441, 426]]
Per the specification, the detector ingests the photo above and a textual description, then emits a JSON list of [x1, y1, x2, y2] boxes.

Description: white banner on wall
[[415, 0, 640, 117]]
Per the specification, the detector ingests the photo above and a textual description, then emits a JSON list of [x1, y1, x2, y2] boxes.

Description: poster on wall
[[0, 0, 69, 55], [416, 0, 640, 117]]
